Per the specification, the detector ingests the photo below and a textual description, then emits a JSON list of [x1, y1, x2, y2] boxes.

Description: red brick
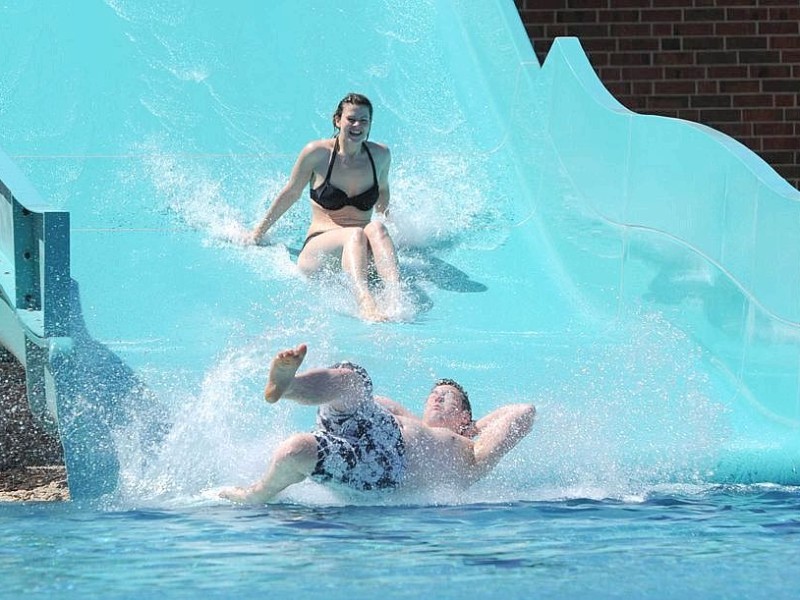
[[626, 66, 666, 79], [610, 23, 652, 36], [715, 21, 757, 36], [720, 80, 761, 94], [742, 108, 785, 121], [606, 81, 632, 96], [611, 0, 656, 8], [741, 137, 764, 152], [684, 37, 724, 50], [750, 64, 792, 78], [732, 95, 776, 108], [619, 37, 660, 51], [769, 7, 800, 21], [568, 0, 607, 8], [725, 37, 769, 51], [520, 10, 558, 24], [582, 37, 618, 51], [707, 65, 749, 78], [761, 151, 796, 165], [655, 80, 697, 94], [518, 0, 568, 9], [696, 51, 738, 64], [763, 80, 800, 93], [609, 52, 653, 65], [664, 66, 707, 79], [774, 95, 797, 108], [590, 52, 612, 66], [640, 9, 682, 21], [675, 109, 701, 121], [726, 8, 769, 21], [737, 50, 782, 64], [754, 122, 795, 136], [699, 108, 743, 122], [762, 137, 799, 151], [770, 37, 800, 50], [758, 22, 800, 35], [598, 67, 622, 79], [674, 22, 715, 36], [654, 51, 696, 65], [557, 9, 600, 22], [597, 9, 641, 22], [697, 80, 718, 94], [652, 23, 672, 36], [715, 122, 753, 138], [648, 95, 691, 110], [691, 95, 731, 108], [684, 8, 725, 21], [545, 24, 570, 36]]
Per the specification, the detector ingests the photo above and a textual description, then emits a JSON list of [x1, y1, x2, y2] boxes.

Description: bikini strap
[[363, 142, 378, 186], [323, 137, 339, 183]]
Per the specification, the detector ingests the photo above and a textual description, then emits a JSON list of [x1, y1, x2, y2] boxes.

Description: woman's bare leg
[[363, 221, 401, 287], [298, 228, 385, 321]]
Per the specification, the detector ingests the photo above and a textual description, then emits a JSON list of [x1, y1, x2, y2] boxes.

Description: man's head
[[423, 378, 474, 436]]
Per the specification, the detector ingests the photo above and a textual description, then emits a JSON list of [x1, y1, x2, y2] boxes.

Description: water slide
[[1, 1, 798, 501]]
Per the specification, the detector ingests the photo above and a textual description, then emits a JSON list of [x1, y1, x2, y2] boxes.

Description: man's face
[[423, 384, 470, 432]]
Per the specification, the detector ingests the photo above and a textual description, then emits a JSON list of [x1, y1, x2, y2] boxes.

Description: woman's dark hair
[[332, 93, 373, 133]]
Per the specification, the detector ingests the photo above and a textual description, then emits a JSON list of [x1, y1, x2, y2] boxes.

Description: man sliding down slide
[[220, 343, 535, 503]]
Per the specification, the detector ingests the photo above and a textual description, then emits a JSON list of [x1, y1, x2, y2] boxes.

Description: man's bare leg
[[219, 433, 318, 504], [264, 344, 308, 403]]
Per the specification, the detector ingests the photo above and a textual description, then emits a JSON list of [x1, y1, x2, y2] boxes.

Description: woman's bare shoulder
[[366, 140, 390, 156], [301, 138, 335, 156]]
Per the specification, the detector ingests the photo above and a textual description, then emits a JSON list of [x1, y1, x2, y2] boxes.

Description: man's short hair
[[433, 378, 472, 416]]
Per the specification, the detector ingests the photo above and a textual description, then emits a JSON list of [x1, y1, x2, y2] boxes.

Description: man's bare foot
[[219, 486, 250, 503], [264, 343, 308, 403]]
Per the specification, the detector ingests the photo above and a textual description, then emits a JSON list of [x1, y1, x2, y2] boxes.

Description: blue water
[[2, 0, 800, 598], [2, 486, 800, 599]]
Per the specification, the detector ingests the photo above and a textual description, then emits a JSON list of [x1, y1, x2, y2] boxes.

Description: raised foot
[[264, 343, 308, 403]]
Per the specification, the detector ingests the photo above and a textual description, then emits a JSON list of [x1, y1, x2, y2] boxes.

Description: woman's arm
[[372, 144, 392, 217], [251, 142, 320, 243]]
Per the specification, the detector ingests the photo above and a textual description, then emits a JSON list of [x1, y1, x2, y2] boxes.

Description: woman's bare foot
[[357, 291, 388, 322], [264, 344, 308, 403]]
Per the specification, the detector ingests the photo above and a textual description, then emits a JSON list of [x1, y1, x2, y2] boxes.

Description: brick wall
[[514, 1, 800, 189]]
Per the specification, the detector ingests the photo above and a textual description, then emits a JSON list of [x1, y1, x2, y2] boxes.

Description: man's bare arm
[[375, 396, 419, 419], [469, 404, 535, 482]]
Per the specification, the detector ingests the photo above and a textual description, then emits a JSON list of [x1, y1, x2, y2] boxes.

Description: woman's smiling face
[[335, 103, 371, 143]]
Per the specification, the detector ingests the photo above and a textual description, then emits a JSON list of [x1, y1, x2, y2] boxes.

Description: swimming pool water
[[2, 485, 799, 599]]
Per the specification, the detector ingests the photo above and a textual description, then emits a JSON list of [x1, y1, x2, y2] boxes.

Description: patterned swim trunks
[[310, 362, 406, 491]]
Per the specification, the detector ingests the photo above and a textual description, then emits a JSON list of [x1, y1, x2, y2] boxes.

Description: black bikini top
[[310, 138, 380, 212]]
